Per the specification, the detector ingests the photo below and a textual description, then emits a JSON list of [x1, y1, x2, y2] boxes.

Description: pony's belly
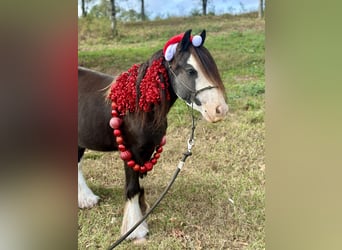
[[78, 116, 117, 151]]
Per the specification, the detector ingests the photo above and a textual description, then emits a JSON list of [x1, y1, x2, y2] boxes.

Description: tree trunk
[[110, 0, 118, 36], [258, 0, 264, 19], [141, 0, 146, 21], [202, 0, 207, 16], [81, 0, 87, 17]]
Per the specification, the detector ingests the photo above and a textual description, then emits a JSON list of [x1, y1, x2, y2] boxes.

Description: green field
[[78, 14, 265, 249]]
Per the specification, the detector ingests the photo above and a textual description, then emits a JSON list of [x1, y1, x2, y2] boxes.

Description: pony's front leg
[[121, 164, 149, 241], [78, 147, 100, 208]]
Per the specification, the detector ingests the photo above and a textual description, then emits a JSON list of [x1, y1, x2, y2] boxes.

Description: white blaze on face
[[187, 55, 228, 122]]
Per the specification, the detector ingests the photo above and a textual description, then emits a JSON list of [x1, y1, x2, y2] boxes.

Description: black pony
[[78, 29, 228, 242]]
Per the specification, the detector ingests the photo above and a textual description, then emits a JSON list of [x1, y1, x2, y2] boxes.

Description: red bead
[[140, 166, 146, 173], [111, 110, 119, 117], [156, 146, 163, 153], [145, 162, 153, 171], [127, 160, 135, 167], [113, 129, 121, 136], [111, 102, 118, 109], [118, 144, 126, 152], [133, 164, 140, 172], [116, 136, 124, 144], [153, 153, 160, 159], [120, 150, 132, 161], [110, 117, 122, 129], [151, 158, 157, 165], [160, 135, 166, 146]]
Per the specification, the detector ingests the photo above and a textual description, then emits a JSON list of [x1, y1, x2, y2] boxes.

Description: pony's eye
[[187, 68, 197, 76]]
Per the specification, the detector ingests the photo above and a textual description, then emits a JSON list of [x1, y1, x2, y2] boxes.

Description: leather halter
[[167, 63, 217, 106]]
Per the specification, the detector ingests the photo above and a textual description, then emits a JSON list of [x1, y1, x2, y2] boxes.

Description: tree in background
[[258, 0, 264, 19], [118, 0, 146, 21], [81, 0, 95, 17], [88, 0, 110, 18], [141, 0, 146, 21], [81, 0, 87, 17], [86, 0, 118, 36], [239, 1, 247, 13], [202, 0, 208, 16], [110, 0, 118, 36], [80, 0, 101, 17], [192, 0, 210, 16]]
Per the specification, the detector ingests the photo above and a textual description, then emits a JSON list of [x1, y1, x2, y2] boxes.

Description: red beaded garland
[[113, 129, 121, 136], [110, 117, 122, 129], [108, 58, 169, 174], [160, 136, 166, 146], [145, 162, 153, 171], [111, 110, 119, 117], [108, 104, 166, 174], [127, 160, 135, 167], [116, 136, 124, 145], [156, 146, 163, 153], [133, 164, 140, 172], [118, 144, 126, 152], [120, 150, 132, 161], [140, 166, 146, 173]]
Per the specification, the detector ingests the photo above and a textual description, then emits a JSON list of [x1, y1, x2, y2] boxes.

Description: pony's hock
[[78, 29, 228, 243]]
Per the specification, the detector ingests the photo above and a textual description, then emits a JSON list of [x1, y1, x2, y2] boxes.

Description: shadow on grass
[[90, 185, 124, 205]]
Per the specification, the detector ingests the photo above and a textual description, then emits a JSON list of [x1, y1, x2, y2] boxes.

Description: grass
[[78, 14, 265, 250]]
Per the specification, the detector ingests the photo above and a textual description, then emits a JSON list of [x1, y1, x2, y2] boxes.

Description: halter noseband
[[167, 63, 217, 106]]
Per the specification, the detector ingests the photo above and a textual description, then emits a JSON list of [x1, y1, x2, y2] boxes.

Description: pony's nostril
[[216, 104, 228, 116], [216, 105, 223, 115]]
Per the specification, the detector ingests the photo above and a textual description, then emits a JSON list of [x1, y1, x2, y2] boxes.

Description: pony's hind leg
[[121, 164, 149, 241], [78, 147, 100, 208]]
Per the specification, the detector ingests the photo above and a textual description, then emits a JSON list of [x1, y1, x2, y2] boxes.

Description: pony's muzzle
[[203, 102, 228, 123]]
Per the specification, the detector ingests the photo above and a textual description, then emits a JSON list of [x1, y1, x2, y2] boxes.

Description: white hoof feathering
[[78, 163, 99, 208], [121, 194, 149, 240]]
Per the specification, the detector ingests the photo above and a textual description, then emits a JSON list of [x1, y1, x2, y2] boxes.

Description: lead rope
[[107, 104, 196, 250]]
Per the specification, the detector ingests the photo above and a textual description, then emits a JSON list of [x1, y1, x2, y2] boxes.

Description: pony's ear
[[180, 29, 192, 51], [200, 30, 206, 46]]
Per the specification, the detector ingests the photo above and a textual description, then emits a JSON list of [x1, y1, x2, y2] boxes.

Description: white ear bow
[[192, 35, 202, 47], [164, 43, 178, 61]]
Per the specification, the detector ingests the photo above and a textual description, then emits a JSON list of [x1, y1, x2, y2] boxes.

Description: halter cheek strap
[[193, 85, 217, 105]]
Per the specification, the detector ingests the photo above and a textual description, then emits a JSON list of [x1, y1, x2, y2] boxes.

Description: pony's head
[[164, 29, 228, 122]]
